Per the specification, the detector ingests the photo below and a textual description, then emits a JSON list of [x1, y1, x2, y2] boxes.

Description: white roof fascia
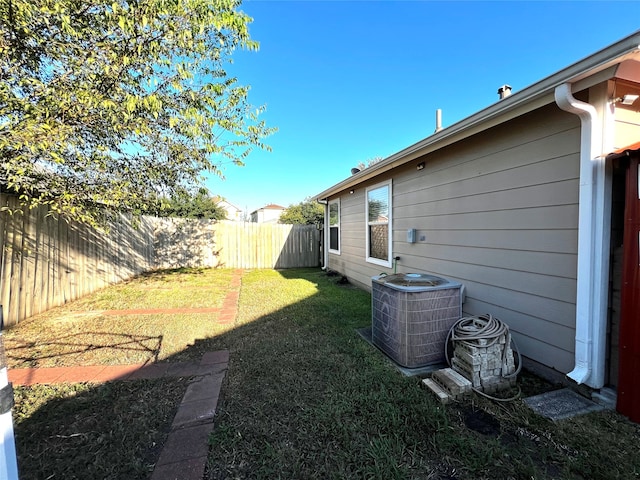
[[316, 30, 640, 201]]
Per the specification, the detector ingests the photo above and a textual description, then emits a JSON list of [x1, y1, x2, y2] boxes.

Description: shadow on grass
[[11, 268, 640, 480], [8, 332, 163, 367], [13, 378, 189, 479]]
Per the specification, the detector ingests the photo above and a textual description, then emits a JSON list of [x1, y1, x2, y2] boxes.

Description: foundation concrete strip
[[151, 350, 229, 480]]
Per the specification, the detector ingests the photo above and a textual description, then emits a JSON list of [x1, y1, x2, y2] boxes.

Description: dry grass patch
[[4, 267, 237, 368], [48, 267, 233, 312]]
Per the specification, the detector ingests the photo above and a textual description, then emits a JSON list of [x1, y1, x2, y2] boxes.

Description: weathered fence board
[[213, 222, 319, 269], [0, 195, 321, 327]]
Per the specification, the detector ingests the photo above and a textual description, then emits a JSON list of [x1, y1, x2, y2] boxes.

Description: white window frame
[[328, 199, 340, 255], [365, 180, 392, 268]]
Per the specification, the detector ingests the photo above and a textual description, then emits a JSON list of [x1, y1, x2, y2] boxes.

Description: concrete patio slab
[[200, 350, 230, 366], [150, 456, 207, 480], [524, 388, 605, 421], [155, 423, 212, 466]]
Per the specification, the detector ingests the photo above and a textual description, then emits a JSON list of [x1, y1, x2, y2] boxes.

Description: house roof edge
[[315, 30, 640, 201]]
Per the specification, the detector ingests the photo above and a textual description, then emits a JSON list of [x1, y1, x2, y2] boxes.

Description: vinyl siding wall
[[615, 105, 640, 147], [328, 103, 581, 374]]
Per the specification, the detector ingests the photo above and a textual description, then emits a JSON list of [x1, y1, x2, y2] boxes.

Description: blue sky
[[205, 0, 640, 215]]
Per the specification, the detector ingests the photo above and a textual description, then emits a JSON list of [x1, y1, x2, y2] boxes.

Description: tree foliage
[[0, 0, 274, 225], [279, 198, 323, 225], [356, 156, 384, 171], [162, 187, 227, 220]]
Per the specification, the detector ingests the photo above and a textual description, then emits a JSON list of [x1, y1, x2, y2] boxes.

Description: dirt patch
[[463, 407, 501, 437]]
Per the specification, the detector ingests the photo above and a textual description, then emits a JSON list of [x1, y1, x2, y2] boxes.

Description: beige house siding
[[328, 103, 581, 373], [615, 105, 640, 147]]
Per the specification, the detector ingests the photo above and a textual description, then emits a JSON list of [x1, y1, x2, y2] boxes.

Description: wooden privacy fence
[[152, 219, 320, 270], [0, 194, 320, 327], [215, 221, 320, 269], [0, 195, 155, 327]]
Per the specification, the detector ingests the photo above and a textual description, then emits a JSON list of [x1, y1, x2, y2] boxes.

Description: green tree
[[162, 187, 227, 220], [279, 198, 324, 225], [0, 0, 275, 225], [356, 156, 384, 171]]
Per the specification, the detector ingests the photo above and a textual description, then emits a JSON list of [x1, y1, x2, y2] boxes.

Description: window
[[328, 199, 340, 254], [366, 180, 392, 267]]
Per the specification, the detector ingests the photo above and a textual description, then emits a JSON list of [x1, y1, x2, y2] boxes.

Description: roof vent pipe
[[498, 85, 512, 99], [434, 109, 442, 133]]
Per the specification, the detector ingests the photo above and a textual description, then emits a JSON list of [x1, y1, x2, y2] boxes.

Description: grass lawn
[[4, 268, 235, 368], [202, 269, 640, 480], [7, 267, 640, 480], [13, 379, 189, 479]]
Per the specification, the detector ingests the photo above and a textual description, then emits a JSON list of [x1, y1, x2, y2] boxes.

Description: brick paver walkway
[[8, 268, 244, 480]]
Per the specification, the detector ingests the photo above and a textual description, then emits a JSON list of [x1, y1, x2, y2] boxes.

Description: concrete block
[[432, 368, 473, 396], [452, 357, 481, 386], [429, 367, 473, 403], [454, 348, 481, 366], [422, 378, 451, 404]]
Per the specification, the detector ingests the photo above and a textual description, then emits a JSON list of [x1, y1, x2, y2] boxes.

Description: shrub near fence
[[0, 194, 320, 326]]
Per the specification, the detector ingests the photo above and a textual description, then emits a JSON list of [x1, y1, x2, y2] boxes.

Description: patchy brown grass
[[4, 268, 236, 368]]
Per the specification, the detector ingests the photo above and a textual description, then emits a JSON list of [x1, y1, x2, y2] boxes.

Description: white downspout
[[554, 83, 608, 388], [317, 199, 328, 270]]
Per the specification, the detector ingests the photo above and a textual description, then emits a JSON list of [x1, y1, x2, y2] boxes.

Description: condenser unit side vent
[[371, 273, 463, 368]]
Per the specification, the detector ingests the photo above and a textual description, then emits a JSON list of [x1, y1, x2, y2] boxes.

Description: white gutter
[[554, 83, 609, 388], [317, 199, 328, 270]]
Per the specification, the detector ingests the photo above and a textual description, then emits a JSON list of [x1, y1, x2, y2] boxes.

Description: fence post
[[0, 306, 19, 480]]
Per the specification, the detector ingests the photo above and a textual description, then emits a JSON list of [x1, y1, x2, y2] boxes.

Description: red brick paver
[[151, 352, 229, 480], [102, 307, 220, 316], [11, 361, 201, 385], [218, 269, 243, 325]]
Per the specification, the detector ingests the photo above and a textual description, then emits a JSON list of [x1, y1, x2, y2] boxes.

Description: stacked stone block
[[422, 368, 472, 404], [451, 334, 516, 394]]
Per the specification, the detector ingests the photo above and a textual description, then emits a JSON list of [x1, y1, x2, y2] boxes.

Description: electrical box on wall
[[407, 229, 416, 243]]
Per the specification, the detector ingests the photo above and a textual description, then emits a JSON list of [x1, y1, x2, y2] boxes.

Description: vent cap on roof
[[498, 85, 512, 99]]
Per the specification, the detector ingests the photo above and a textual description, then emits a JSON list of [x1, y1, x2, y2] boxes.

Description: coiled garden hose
[[445, 313, 523, 402]]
